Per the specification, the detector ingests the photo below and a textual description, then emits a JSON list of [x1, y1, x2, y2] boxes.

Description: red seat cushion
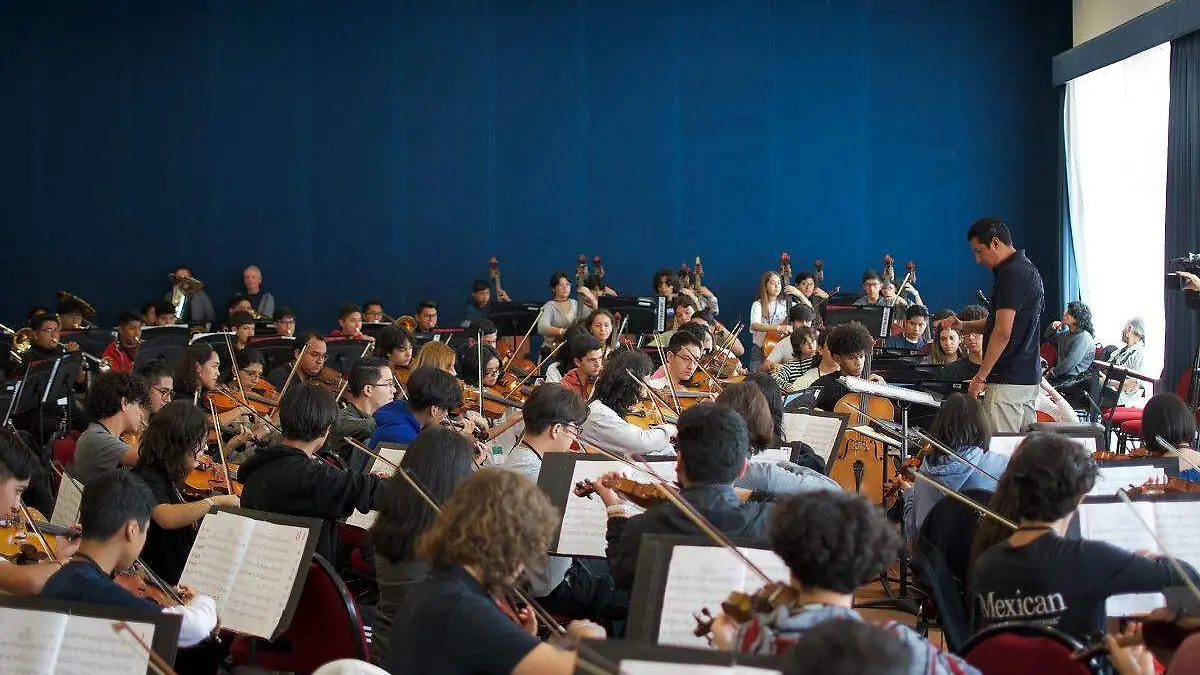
[[1109, 408, 1143, 423], [1121, 419, 1143, 435], [965, 633, 1090, 675]]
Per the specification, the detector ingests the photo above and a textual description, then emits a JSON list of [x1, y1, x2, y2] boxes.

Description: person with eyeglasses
[[131, 401, 240, 586], [138, 363, 175, 415], [362, 300, 387, 324], [328, 357, 395, 472], [503, 384, 628, 623], [645, 331, 710, 400], [271, 307, 297, 338], [460, 345, 525, 460], [266, 332, 327, 391]]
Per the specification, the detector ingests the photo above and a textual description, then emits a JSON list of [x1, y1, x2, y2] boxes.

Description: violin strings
[[17, 501, 56, 560], [205, 397, 235, 496]]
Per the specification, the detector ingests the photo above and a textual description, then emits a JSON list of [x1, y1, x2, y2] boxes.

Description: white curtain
[[1065, 42, 1170, 378]]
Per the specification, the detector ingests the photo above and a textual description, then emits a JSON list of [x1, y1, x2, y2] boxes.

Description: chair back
[[913, 489, 992, 652], [961, 623, 1096, 675], [285, 554, 370, 674]]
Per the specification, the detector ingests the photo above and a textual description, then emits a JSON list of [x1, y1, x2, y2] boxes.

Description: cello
[[827, 346, 896, 505]]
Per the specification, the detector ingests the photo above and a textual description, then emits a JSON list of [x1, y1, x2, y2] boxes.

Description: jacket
[[371, 400, 421, 448], [902, 446, 1009, 536]]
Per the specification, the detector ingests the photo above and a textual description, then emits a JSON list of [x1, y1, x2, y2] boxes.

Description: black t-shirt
[[984, 250, 1044, 385], [388, 561, 539, 675], [970, 532, 1198, 640], [131, 465, 197, 585], [812, 371, 849, 412], [936, 358, 980, 383]]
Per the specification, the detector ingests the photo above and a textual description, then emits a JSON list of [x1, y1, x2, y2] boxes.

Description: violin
[[113, 564, 186, 608], [1123, 476, 1200, 497], [183, 460, 242, 498], [1075, 608, 1200, 663], [881, 452, 924, 509], [460, 383, 524, 421], [882, 254, 895, 282], [210, 386, 275, 416], [623, 399, 678, 429], [573, 475, 670, 509], [311, 365, 348, 396], [0, 508, 74, 562], [693, 581, 801, 639], [1093, 448, 1155, 461]]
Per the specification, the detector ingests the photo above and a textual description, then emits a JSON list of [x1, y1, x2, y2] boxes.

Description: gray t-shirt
[[73, 422, 132, 483]]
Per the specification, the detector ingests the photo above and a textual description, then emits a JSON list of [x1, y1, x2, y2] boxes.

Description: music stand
[[599, 296, 667, 335], [325, 340, 371, 375], [359, 322, 389, 340], [823, 304, 893, 338], [1093, 358, 1158, 430], [488, 302, 542, 338], [0, 379, 20, 429], [132, 343, 185, 374], [139, 325, 191, 345]]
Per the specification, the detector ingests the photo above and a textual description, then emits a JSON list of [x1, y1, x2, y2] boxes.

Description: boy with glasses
[[138, 363, 175, 414], [330, 357, 395, 470], [266, 332, 326, 390]]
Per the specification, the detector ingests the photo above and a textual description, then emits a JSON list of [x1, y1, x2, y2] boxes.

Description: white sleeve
[[749, 300, 763, 325], [767, 340, 793, 364], [162, 595, 218, 648], [585, 404, 675, 457], [536, 301, 555, 336]]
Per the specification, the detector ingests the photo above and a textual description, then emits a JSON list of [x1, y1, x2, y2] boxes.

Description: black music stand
[[249, 336, 297, 376], [360, 322, 389, 339], [325, 340, 371, 375], [132, 343, 185, 374], [599, 296, 667, 334], [823, 304, 893, 338], [26, 353, 82, 438], [488, 302, 541, 338], [0, 379, 20, 429], [139, 325, 191, 345], [1093, 358, 1158, 430]]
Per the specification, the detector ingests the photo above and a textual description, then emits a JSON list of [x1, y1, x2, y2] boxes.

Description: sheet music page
[[618, 662, 780, 675], [1150, 501, 1200, 570], [50, 474, 83, 527], [1088, 465, 1167, 497], [751, 448, 791, 465], [54, 615, 155, 675], [1078, 501, 1158, 554], [0, 607, 65, 674], [556, 460, 677, 557], [656, 546, 789, 649], [178, 510, 255, 616], [988, 436, 1024, 458], [223, 519, 312, 638], [781, 413, 842, 462], [344, 508, 377, 530], [1105, 593, 1166, 617], [369, 445, 406, 477], [840, 376, 940, 407]]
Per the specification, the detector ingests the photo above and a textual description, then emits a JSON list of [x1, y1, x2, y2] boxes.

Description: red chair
[[230, 554, 369, 675], [51, 430, 79, 468], [961, 623, 1094, 675], [1040, 343, 1058, 369]]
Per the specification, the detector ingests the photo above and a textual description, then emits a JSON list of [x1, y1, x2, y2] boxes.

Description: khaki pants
[[984, 383, 1039, 433]]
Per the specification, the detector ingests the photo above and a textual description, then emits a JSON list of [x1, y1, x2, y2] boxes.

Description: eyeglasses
[[309, 352, 328, 362], [484, 367, 501, 375], [152, 386, 174, 398], [240, 368, 263, 378], [276, 318, 296, 324], [370, 380, 397, 389]]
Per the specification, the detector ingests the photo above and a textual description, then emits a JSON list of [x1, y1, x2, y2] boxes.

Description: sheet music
[[179, 510, 255, 614], [50, 474, 84, 527], [781, 413, 843, 462], [656, 546, 789, 648], [0, 609, 155, 675], [556, 460, 677, 557], [1088, 465, 1166, 497], [989, 435, 1096, 459], [344, 508, 377, 530], [369, 445, 407, 477], [1079, 501, 1176, 617], [223, 518, 310, 638], [0, 608, 64, 673], [751, 448, 791, 465], [839, 376, 941, 408], [619, 662, 779, 675]]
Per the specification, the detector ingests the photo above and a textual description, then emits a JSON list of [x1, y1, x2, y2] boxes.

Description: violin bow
[[477, 337, 485, 419], [276, 341, 309, 402], [134, 557, 186, 605], [500, 306, 544, 382], [889, 271, 913, 308], [1155, 435, 1200, 475], [205, 397, 235, 496], [843, 402, 1001, 484], [333, 343, 374, 403], [112, 621, 178, 675], [693, 358, 725, 394], [506, 341, 564, 398], [17, 501, 57, 560], [1115, 487, 1200, 606], [345, 437, 619, 675], [622, 369, 676, 425], [223, 334, 249, 410], [906, 470, 1017, 530], [653, 340, 682, 414], [214, 386, 281, 435]]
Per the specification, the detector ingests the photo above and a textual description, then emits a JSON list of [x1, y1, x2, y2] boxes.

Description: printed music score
[[656, 545, 790, 649], [556, 460, 678, 558], [1078, 499, 1200, 616], [178, 510, 310, 638], [619, 661, 780, 675], [988, 434, 1096, 458], [0, 608, 154, 675], [345, 445, 407, 530], [50, 474, 83, 528], [1088, 465, 1167, 498], [781, 413, 844, 463]]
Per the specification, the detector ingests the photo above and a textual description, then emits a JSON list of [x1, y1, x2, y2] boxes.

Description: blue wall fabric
[[0, 0, 1070, 333]]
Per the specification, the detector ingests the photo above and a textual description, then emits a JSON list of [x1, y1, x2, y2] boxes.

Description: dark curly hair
[[825, 321, 874, 359], [677, 403, 749, 484], [1004, 431, 1098, 522], [592, 350, 654, 418], [957, 304, 989, 323], [370, 426, 475, 564], [85, 371, 152, 419], [1065, 301, 1095, 337], [417, 468, 559, 594], [769, 491, 902, 593], [716, 382, 774, 453], [926, 393, 991, 465], [135, 401, 207, 484]]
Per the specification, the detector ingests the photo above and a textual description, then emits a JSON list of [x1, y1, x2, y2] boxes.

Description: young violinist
[[811, 321, 886, 413], [584, 308, 618, 352], [371, 365, 478, 447], [73, 371, 150, 484], [387, 468, 605, 675], [749, 270, 789, 368], [229, 309, 256, 351], [546, 325, 588, 383], [647, 330, 705, 393], [558, 334, 604, 401], [237, 383, 383, 565], [894, 393, 1008, 536], [782, 330, 838, 392], [583, 351, 676, 457], [761, 304, 816, 372], [40, 470, 219, 649], [369, 426, 476, 666], [174, 344, 253, 433], [139, 362, 175, 415], [266, 331, 326, 390], [647, 295, 700, 348], [461, 344, 525, 450], [271, 307, 297, 337], [411, 339, 457, 375], [503, 384, 626, 620], [100, 310, 143, 374], [770, 326, 820, 390], [970, 432, 1200, 641], [709, 491, 976, 675], [853, 269, 887, 307], [0, 429, 80, 595], [537, 272, 580, 352], [598, 403, 773, 591], [1139, 393, 1200, 481], [131, 401, 240, 585], [329, 303, 370, 341], [374, 325, 415, 385], [883, 304, 930, 350], [328, 357, 395, 471]]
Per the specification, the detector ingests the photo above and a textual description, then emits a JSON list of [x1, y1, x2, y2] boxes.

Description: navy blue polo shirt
[[983, 249, 1044, 385]]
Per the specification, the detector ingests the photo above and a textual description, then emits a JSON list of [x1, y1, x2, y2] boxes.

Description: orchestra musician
[[174, 345, 254, 433], [329, 303, 370, 341], [646, 295, 700, 348], [883, 305, 930, 351], [770, 326, 820, 390], [558, 334, 603, 401], [55, 296, 88, 331], [812, 322, 886, 413], [416, 300, 439, 334], [140, 301, 158, 326], [970, 432, 1200, 641], [362, 299, 387, 324], [73, 371, 150, 484], [655, 266, 720, 316], [583, 308, 624, 356], [369, 426, 476, 666], [14, 313, 78, 377], [152, 300, 178, 326], [760, 304, 816, 373], [461, 278, 509, 327], [0, 429, 80, 595], [880, 278, 924, 311], [266, 331, 327, 390], [371, 365, 478, 447], [241, 264, 276, 319], [537, 273, 580, 351], [853, 270, 887, 307], [749, 270, 790, 368], [1139, 393, 1200, 481], [708, 491, 976, 675], [387, 468, 606, 675], [582, 351, 675, 457], [100, 310, 143, 374], [646, 330, 706, 393], [131, 401, 240, 584], [225, 294, 254, 327], [139, 363, 175, 414], [374, 325, 415, 382], [598, 403, 773, 592], [40, 470, 219, 648], [784, 331, 838, 392], [272, 307, 297, 337], [792, 270, 831, 306], [411, 340, 457, 375], [328, 357, 395, 471], [237, 383, 383, 566]]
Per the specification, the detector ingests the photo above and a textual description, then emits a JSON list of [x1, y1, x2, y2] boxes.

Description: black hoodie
[[237, 443, 382, 564], [604, 484, 775, 591]]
